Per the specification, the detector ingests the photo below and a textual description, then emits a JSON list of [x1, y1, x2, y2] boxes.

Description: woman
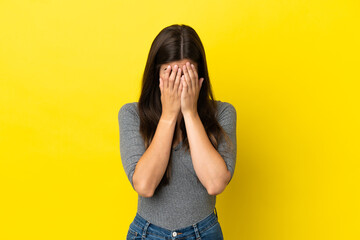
[[118, 24, 237, 240]]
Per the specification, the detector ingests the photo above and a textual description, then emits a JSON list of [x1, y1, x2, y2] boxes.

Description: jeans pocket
[[201, 222, 224, 240]]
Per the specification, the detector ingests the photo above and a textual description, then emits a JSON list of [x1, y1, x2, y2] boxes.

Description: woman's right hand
[[159, 64, 183, 121]]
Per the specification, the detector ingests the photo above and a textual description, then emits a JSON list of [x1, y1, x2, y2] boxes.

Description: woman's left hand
[[180, 62, 204, 116]]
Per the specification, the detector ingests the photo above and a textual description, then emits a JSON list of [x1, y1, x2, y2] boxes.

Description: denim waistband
[[130, 208, 219, 239]]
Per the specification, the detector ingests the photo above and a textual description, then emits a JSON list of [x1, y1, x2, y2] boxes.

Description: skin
[[159, 58, 199, 146], [132, 58, 231, 197]]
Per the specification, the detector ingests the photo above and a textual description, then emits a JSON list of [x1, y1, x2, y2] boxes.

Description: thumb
[[200, 78, 204, 87], [159, 77, 163, 91]]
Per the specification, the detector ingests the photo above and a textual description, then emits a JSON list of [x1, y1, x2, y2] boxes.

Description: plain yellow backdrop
[[0, 0, 359, 239]]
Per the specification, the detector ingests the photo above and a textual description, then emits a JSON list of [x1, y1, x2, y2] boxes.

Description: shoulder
[[215, 100, 236, 118], [214, 101, 237, 135], [118, 102, 139, 119]]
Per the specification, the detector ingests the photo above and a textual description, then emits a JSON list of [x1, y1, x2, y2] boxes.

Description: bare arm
[[180, 62, 236, 195], [132, 115, 176, 197], [183, 112, 231, 195], [133, 64, 183, 197]]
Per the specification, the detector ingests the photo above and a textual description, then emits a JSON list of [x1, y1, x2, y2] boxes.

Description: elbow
[[206, 170, 232, 196], [206, 180, 226, 196], [137, 187, 154, 198], [133, 175, 155, 198], [207, 184, 225, 196]]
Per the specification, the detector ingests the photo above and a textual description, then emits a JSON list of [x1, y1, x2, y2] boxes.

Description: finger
[[181, 75, 187, 93], [199, 78, 204, 88], [190, 63, 199, 80], [190, 64, 199, 89], [168, 65, 178, 90], [178, 76, 183, 96], [174, 67, 182, 92], [186, 62, 196, 90], [182, 64, 191, 91], [159, 77, 163, 92], [164, 65, 171, 89]]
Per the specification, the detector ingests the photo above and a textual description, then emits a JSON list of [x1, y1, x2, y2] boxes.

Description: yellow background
[[1, 0, 359, 239]]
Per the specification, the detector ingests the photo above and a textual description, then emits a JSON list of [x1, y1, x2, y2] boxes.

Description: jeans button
[[172, 231, 177, 237]]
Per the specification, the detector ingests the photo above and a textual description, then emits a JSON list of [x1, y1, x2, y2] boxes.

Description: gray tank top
[[118, 100, 237, 230]]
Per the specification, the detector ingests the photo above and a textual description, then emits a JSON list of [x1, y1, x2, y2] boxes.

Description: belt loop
[[142, 221, 150, 239], [214, 207, 218, 219], [193, 223, 201, 239]]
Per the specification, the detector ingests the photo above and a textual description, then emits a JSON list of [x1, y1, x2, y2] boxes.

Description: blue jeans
[[126, 208, 224, 240]]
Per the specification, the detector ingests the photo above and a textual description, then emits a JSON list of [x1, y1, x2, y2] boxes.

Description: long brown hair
[[138, 24, 233, 190]]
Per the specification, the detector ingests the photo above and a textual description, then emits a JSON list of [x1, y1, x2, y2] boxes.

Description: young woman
[[118, 24, 237, 240]]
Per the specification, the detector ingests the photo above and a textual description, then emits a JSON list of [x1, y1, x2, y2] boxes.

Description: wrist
[[182, 111, 199, 120], [160, 114, 178, 125]]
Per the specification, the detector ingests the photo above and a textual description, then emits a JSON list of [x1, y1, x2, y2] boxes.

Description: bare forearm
[[183, 112, 230, 195], [133, 115, 176, 197]]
